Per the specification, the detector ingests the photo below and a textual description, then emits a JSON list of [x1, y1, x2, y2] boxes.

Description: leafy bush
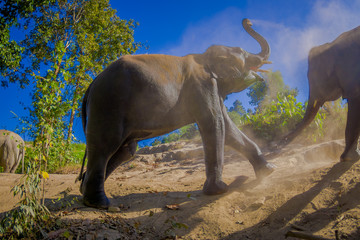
[[20, 142, 85, 174], [0, 143, 87, 237], [0, 162, 51, 238], [321, 99, 348, 140], [239, 93, 326, 142], [152, 124, 199, 146]]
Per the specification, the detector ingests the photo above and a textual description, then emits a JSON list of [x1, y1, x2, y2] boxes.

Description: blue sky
[[1, 0, 360, 145]]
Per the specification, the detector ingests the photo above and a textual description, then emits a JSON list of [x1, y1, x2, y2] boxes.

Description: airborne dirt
[[1, 139, 360, 239]]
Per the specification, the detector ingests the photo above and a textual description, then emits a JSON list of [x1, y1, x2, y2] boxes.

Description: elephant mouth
[[250, 60, 272, 73]]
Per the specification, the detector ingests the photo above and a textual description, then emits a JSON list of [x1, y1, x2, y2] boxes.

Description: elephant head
[[194, 18, 271, 97]]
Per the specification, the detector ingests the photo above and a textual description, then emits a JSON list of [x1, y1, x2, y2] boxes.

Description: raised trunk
[[280, 98, 323, 146], [242, 18, 270, 60]]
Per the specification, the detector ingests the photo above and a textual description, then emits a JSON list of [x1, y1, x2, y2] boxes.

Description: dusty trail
[[1, 139, 360, 239]]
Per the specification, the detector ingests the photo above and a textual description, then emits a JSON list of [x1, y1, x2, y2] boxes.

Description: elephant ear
[[204, 45, 246, 77], [204, 45, 228, 59], [244, 54, 262, 72]]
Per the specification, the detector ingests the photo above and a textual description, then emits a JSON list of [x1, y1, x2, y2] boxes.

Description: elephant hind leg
[[340, 97, 360, 162], [81, 124, 126, 209], [105, 140, 137, 180], [1, 141, 11, 173], [9, 147, 21, 173]]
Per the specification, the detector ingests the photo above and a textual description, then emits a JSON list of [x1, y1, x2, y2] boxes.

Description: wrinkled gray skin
[[281, 25, 360, 162], [0, 130, 25, 173], [79, 19, 275, 208]]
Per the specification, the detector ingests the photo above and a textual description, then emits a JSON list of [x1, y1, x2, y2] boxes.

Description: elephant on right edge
[[0, 130, 25, 173], [280, 25, 360, 162]]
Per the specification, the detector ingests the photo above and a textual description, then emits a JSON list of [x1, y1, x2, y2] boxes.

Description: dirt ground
[[1, 139, 360, 239]]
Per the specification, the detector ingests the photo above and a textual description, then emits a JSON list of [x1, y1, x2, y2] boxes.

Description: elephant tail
[[77, 82, 93, 182], [76, 149, 87, 182], [81, 82, 92, 134], [280, 98, 323, 147]]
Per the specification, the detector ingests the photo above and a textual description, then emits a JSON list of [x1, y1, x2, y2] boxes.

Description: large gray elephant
[[79, 18, 275, 208], [0, 130, 25, 173], [281, 25, 360, 162]]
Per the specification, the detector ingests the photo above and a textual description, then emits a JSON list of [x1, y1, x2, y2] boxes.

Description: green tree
[[65, 0, 141, 143], [247, 80, 267, 108], [229, 99, 246, 115], [246, 70, 298, 110], [0, 0, 55, 87], [261, 70, 298, 107], [3, 0, 141, 167], [0, 1, 141, 237], [228, 70, 326, 143]]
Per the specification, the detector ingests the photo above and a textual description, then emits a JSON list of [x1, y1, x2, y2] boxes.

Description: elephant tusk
[[257, 69, 270, 73], [313, 100, 318, 107], [261, 60, 272, 64]]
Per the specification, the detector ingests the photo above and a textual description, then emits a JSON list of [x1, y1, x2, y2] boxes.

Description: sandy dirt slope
[[1, 139, 360, 239]]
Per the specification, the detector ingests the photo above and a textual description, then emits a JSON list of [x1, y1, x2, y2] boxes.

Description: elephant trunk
[[280, 98, 323, 146], [242, 18, 270, 60]]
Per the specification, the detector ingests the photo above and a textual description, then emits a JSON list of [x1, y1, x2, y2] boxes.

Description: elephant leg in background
[[9, 141, 20, 173], [340, 96, 360, 162], [104, 140, 137, 180], [1, 142, 11, 173], [0, 147, 7, 173], [221, 103, 275, 179]]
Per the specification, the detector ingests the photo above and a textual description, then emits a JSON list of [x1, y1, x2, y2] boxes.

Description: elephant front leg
[[341, 97, 360, 162], [194, 80, 228, 195], [221, 103, 275, 179], [199, 117, 228, 195], [198, 114, 228, 195]]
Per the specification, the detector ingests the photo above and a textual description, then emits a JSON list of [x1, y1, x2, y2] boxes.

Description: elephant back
[[0, 130, 24, 147]]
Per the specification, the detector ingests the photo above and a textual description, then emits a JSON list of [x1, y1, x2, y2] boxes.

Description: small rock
[[247, 202, 263, 211], [95, 229, 122, 240], [246, 197, 266, 211], [108, 206, 121, 212]]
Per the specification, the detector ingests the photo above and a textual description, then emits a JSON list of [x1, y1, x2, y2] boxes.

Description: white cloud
[[161, 0, 360, 104], [269, 0, 360, 85], [162, 7, 257, 56]]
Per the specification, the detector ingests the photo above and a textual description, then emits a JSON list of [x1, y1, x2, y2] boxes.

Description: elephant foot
[[203, 179, 228, 195], [80, 172, 109, 209], [254, 162, 276, 180], [340, 150, 360, 162], [82, 192, 110, 209]]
